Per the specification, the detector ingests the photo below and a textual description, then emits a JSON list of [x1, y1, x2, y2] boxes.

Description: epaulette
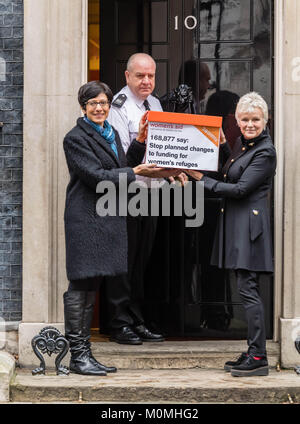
[[112, 93, 127, 108]]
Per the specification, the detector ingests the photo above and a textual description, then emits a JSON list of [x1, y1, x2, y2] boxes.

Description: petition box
[[145, 111, 223, 171]]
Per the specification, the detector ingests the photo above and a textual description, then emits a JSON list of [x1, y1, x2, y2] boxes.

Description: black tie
[[143, 100, 151, 111]]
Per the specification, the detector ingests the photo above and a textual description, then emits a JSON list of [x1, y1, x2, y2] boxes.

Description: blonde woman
[[185, 92, 277, 377]]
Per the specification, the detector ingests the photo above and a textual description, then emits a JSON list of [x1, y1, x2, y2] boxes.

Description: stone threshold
[[8, 340, 300, 404], [10, 368, 300, 403], [91, 340, 280, 369], [0, 351, 16, 402]]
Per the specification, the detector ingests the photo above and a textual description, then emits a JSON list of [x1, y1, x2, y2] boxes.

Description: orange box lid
[[147, 110, 223, 127]]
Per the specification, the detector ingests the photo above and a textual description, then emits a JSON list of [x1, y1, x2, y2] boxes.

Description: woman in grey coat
[[63, 81, 180, 376], [185, 92, 277, 377]]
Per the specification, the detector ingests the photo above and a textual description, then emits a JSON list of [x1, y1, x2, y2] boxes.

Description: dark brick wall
[[0, 0, 23, 322]]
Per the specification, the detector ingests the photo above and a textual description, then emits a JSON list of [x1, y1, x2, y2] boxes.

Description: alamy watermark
[[292, 57, 300, 82], [96, 173, 204, 228], [0, 57, 6, 82], [291, 321, 300, 344], [0, 316, 6, 350]]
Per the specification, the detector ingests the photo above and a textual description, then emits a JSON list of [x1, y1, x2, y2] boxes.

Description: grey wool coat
[[63, 117, 146, 281], [202, 129, 277, 273]]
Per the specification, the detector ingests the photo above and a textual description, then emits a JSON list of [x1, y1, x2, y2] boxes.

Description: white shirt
[[108, 85, 163, 187]]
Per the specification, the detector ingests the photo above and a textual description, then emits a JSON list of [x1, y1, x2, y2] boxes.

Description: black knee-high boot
[[82, 291, 117, 373], [63, 290, 107, 376]]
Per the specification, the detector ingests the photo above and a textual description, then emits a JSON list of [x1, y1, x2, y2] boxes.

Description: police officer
[[107, 53, 171, 344]]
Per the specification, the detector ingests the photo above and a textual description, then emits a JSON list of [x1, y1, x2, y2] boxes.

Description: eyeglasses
[[86, 100, 111, 108]]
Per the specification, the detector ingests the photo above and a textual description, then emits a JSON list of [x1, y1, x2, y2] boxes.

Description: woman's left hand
[[169, 172, 189, 186], [220, 127, 226, 144], [136, 112, 149, 143], [183, 169, 204, 180]]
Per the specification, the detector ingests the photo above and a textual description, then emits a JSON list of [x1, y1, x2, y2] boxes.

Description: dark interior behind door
[[99, 0, 274, 339]]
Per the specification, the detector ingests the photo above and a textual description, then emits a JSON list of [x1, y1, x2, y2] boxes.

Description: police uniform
[[108, 85, 163, 184], [107, 85, 164, 333]]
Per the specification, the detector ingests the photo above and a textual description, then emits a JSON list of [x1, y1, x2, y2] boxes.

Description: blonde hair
[[235, 92, 268, 127]]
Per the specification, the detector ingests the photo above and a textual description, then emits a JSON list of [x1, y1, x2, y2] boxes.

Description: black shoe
[[231, 354, 269, 377], [133, 324, 165, 342], [110, 326, 143, 345], [64, 291, 107, 376], [81, 291, 117, 373], [224, 352, 248, 372], [85, 340, 117, 373], [69, 350, 107, 376], [89, 356, 117, 373]]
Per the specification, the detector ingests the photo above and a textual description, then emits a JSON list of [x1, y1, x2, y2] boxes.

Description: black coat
[[202, 129, 277, 272], [63, 117, 146, 281]]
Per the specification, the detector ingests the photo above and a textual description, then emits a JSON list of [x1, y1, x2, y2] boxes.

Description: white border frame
[[273, 0, 284, 341]]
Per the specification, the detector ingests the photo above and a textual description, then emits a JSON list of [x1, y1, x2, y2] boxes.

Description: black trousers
[[126, 213, 158, 325], [235, 269, 266, 356], [68, 275, 135, 331]]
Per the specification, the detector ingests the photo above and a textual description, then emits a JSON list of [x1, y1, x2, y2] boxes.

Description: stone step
[[90, 340, 280, 369], [10, 367, 300, 403]]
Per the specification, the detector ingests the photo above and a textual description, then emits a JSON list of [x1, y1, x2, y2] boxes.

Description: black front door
[[99, 0, 274, 339]]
